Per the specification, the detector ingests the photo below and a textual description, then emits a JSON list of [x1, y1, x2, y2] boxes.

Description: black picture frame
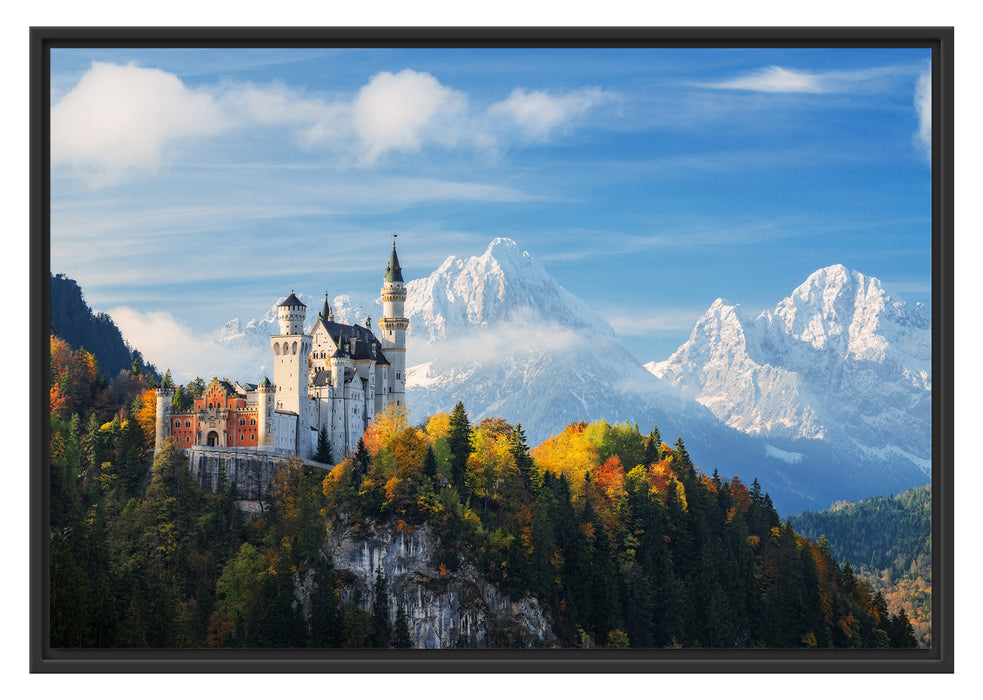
[[30, 26, 954, 673]]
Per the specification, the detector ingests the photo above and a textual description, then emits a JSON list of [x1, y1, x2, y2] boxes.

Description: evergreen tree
[[509, 422, 534, 489], [371, 565, 391, 648], [422, 445, 438, 481], [447, 402, 472, 494], [889, 608, 919, 648], [314, 425, 334, 465], [393, 602, 413, 648], [642, 425, 662, 465], [352, 437, 370, 487]]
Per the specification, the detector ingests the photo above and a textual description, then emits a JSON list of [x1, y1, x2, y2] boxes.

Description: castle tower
[[255, 376, 274, 449], [154, 386, 175, 452], [271, 292, 310, 418], [378, 241, 408, 408]]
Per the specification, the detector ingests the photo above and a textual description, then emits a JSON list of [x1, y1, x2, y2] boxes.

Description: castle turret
[[256, 376, 275, 449], [278, 291, 306, 335], [154, 386, 175, 452], [378, 241, 408, 408], [271, 292, 310, 418]]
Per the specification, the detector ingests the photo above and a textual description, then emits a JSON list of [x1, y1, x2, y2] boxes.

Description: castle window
[[186, 421, 191, 427], [174, 420, 180, 428]]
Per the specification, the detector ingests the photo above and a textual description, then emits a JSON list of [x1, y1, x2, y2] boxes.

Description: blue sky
[[49, 47, 932, 378]]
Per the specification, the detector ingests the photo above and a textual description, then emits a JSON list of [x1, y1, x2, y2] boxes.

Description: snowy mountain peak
[[406, 238, 614, 343], [647, 265, 931, 475]]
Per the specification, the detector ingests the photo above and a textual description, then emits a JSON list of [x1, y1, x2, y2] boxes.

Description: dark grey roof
[[374, 341, 390, 366], [279, 292, 305, 308], [384, 244, 403, 283], [344, 368, 357, 382], [312, 369, 332, 387]]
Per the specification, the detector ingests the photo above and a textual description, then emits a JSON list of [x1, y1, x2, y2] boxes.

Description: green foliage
[[789, 485, 932, 647], [447, 401, 473, 494], [50, 369, 914, 651], [314, 425, 334, 465]]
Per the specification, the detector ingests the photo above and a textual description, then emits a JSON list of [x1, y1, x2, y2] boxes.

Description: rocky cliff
[[301, 520, 556, 649]]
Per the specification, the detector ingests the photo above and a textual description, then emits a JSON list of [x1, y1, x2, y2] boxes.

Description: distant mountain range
[[195, 238, 929, 514], [647, 264, 931, 477]]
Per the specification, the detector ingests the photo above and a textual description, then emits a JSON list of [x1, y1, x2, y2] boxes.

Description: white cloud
[[350, 69, 468, 164], [488, 87, 608, 140], [51, 62, 609, 182], [914, 69, 931, 161], [696, 66, 829, 93], [51, 62, 227, 183], [107, 306, 264, 383]]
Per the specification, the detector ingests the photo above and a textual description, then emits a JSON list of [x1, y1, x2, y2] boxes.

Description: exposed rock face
[[316, 520, 556, 649]]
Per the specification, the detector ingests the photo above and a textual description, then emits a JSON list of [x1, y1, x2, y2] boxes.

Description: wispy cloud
[[488, 87, 609, 141], [697, 66, 830, 93], [694, 64, 916, 95]]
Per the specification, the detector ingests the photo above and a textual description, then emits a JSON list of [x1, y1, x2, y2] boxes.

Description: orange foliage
[[133, 388, 158, 449], [49, 335, 101, 420], [590, 456, 626, 506], [647, 460, 676, 495]]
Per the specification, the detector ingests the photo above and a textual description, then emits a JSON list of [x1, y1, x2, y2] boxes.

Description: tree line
[[48, 334, 918, 649]]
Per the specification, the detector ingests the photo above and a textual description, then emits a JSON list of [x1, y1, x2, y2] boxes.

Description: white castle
[[154, 243, 408, 462]]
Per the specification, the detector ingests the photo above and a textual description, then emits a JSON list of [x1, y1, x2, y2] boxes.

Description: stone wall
[[187, 447, 328, 501]]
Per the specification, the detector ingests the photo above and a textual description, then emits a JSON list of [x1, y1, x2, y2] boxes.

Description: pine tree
[[642, 425, 662, 465], [393, 602, 413, 648], [422, 445, 438, 481], [314, 425, 334, 464], [509, 422, 534, 489], [352, 437, 370, 487], [447, 402, 472, 494], [371, 565, 391, 648]]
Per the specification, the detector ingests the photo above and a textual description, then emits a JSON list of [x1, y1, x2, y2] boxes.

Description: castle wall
[[187, 447, 331, 501]]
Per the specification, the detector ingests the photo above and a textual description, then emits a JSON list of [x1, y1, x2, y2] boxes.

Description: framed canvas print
[[30, 27, 953, 672]]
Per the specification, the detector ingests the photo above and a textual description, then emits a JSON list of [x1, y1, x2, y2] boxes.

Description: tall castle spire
[[379, 237, 408, 408]]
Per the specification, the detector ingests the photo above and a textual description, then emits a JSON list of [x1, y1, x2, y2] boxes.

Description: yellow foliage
[[531, 421, 598, 493], [363, 403, 411, 455], [425, 412, 451, 440]]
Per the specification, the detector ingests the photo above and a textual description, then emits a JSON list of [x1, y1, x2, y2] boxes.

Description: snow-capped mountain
[[214, 292, 371, 379], [208, 247, 930, 514], [403, 238, 709, 446], [646, 264, 931, 476]]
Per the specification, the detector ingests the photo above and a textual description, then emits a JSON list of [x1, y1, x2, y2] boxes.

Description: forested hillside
[[48, 334, 918, 649], [50, 273, 156, 380], [789, 486, 931, 647]]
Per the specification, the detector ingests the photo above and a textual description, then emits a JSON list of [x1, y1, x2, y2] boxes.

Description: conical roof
[[279, 291, 305, 308], [384, 243, 403, 283], [319, 292, 331, 319]]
